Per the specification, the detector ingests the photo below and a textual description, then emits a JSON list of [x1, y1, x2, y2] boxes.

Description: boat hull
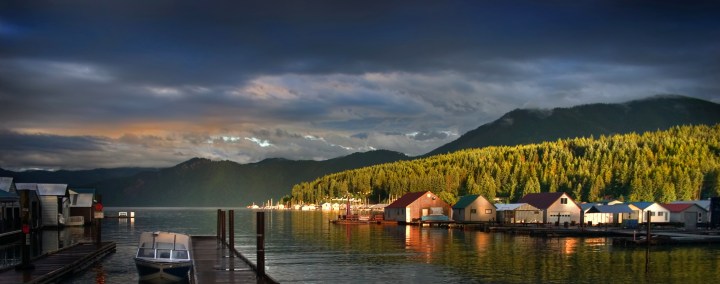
[[135, 257, 192, 283]]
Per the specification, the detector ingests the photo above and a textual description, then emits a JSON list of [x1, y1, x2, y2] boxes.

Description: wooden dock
[[0, 241, 115, 283], [190, 236, 277, 284]]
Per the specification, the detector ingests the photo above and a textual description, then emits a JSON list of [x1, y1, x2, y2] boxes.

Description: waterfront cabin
[[0, 177, 20, 233], [495, 203, 541, 224], [583, 204, 637, 225], [14, 183, 43, 230], [17, 183, 70, 227], [670, 200, 711, 224], [661, 203, 708, 229], [518, 192, 581, 224], [452, 195, 496, 222], [628, 202, 670, 223], [321, 203, 332, 211], [69, 188, 97, 225], [384, 191, 451, 223]]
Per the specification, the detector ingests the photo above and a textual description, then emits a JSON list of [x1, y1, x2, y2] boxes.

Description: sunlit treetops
[[291, 124, 720, 206]]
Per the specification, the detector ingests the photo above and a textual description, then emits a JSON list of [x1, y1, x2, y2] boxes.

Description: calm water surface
[[15, 208, 720, 283]]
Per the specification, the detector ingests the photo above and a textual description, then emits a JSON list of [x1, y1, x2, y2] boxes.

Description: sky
[[1, 1, 719, 170]]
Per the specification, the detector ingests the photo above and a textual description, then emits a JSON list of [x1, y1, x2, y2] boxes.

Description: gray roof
[[587, 204, 634, 214], [36, 184, 68, 196], [495, 203, 538, 211], [628, 202, 656, 210], [70, 193, 94, 207], [0, 177, 14, 192], [15, 183, 38, 191], [581, 203, 600, 211], [69, 188, 96, 195]]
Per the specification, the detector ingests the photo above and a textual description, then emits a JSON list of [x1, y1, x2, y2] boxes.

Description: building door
[[684, 212, 697, 230]]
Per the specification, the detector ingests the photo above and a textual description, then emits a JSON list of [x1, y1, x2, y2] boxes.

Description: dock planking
[[190, 236, 277, 284], [0, 241, 115, 284]]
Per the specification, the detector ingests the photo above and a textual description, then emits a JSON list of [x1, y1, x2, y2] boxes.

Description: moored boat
[[134, 231, 193, 283]]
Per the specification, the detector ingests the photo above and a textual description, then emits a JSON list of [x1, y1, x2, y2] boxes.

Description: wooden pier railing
[[191, 210, 277, 283]]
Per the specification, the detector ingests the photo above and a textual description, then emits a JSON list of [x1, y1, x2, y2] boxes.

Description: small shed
[[384, 191, 451, 223], [452, 195, 496, 222], [69, 188, 97, 225], [496, 203, 541, 224], [14, 183, 43, 230], [518, 192, 582, 224], [662, 203, 708, 229], [628, 202, 670, 223]]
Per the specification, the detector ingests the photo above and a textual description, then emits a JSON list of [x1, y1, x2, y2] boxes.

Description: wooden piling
[[229, 209, 235, 254], [257, 211, 265, 276], [216, 209, 221, 240], [221, 210, 226, 243], [17, 189, 34, 270]]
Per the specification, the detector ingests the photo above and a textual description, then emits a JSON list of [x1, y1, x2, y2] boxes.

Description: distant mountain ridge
[[425, 95, 720, 156], [1, 150, 409, 206], [2, 95, 719, 206]]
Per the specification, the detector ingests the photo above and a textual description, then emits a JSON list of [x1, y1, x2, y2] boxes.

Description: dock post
[[95, 194, 102, 246], [257, 211, 265, 276], [16, 189, 34, 270], [221, 210, 226, 244], [216, 209, 221, 240], [229, 209, 235, 255]]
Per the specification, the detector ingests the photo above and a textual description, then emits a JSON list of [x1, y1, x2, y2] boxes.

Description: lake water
[[5, 207, 720, 283]]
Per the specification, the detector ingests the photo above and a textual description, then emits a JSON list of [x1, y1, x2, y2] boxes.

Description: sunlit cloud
[[245, 137, 273, 148]]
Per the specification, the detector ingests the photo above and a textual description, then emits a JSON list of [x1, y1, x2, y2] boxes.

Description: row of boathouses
[[382, 191, 719, 229], [0, 177, 99, 236]]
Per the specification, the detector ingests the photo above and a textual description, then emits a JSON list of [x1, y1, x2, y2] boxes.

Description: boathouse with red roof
[[384, 191, 451, 223], [661, 203, 708, 228]]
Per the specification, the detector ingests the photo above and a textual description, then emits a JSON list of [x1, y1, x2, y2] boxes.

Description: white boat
[[134, 231, 193, 283]]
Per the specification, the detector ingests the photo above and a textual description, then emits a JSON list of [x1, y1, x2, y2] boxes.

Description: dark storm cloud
[[1, 0, 718, 169], [0, 129, 106, 152], [2, 1, 718, 85]]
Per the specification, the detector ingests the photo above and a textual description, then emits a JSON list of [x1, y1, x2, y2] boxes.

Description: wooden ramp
[[0, 241, 115, 283], [190, 236, 277, 284]]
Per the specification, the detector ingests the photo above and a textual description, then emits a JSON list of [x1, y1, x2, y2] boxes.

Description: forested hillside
[[426, 95, 720, 156], [291, 124, 720, 205]]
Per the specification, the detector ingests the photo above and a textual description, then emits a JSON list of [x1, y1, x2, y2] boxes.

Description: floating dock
[[0, 241, 115, 283], [190, 236, 277, 284]]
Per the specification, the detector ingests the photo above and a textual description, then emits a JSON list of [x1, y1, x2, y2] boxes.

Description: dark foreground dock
[[0, 241, 115, 283], [191, 236, 277, 284]]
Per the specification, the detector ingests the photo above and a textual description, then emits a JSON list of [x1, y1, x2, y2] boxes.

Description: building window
[[560, 198, 568, 204], [485, 209, 492, 214], [534, 211, 539, 214], [658, 212, 664, 216], [470, 209, 477, 214], [650, 211, 656, 216]]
